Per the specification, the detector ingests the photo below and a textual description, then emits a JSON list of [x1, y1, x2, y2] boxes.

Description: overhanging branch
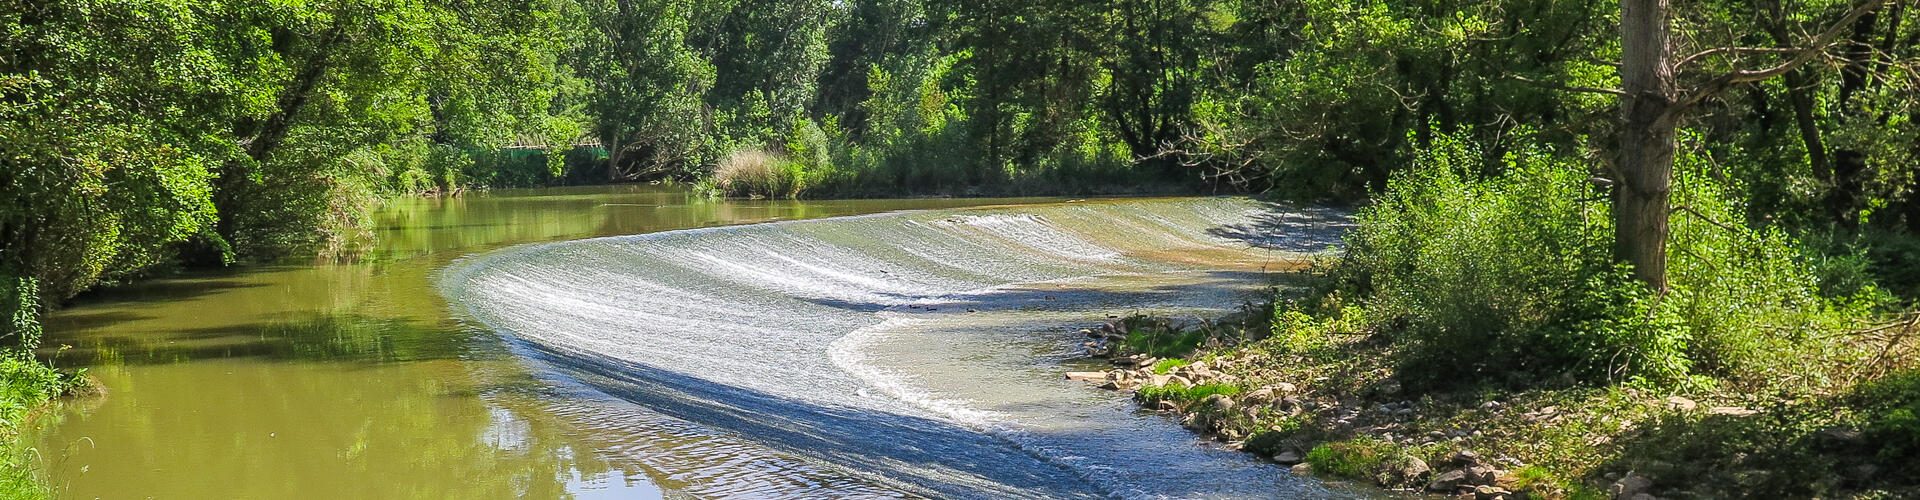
[[1670, 0, 1884, 112]]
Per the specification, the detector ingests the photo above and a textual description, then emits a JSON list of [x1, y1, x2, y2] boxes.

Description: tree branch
[[1508, 75, 1627, 96], [1674, 46, 1805, 68], [1671, 0, 1884, 112]]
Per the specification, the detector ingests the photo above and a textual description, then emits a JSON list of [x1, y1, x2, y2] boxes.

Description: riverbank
[[1071, 309, 1920, 499]]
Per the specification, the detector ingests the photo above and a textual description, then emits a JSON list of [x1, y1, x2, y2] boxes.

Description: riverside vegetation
[[6, 0, 1920, 498]]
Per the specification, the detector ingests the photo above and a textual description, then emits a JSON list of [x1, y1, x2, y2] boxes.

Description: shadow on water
[[509, 270, 1344, 499], [1205, 202, 1353, 253], [47, 314, 485, 367], [522, 339, 1106, 500], [58, 273, 278, 307]]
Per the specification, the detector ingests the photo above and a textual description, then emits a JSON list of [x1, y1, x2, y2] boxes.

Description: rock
[[1065, 371, 1106, 381], [1079, 328, 1099, 338], [1096, 380, 1120, 390], [1273, 382, 1297, 393], [1481, 400, 1503, 410], [1611, 471, 1653, 500], [1473, 485, 1510, 500], [1202, 394, 1236, 413], [1169, 375, 1193, 387], [1664, 396, 1697, 412], [1708, 406, 1757, 416], [1245, 387, 1275, 403], [1428, 470, 1468, 492], [1273, 451, 1303, 465], [1451, 450, 1483, 467], [1381, 455, 1431, 487], [1155, 400, 1178, 411], [1290, 463, 1313, 475], [1464, 465, 1498, 486]]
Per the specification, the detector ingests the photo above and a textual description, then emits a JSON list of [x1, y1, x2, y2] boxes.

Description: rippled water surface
[[23, 185, 1364, 499]]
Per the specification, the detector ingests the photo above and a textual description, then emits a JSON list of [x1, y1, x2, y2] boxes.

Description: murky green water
[[18, 185, 1050, 499]]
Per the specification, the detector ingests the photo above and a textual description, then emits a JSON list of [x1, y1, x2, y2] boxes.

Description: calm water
[[21, 185, 1053, 499]]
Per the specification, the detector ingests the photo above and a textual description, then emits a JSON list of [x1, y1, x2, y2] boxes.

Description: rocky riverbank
[[1055, 312, 1886, 500]]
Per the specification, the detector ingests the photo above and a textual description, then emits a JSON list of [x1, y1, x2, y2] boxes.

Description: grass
[[1150, 358, 1189, 374], [1134, 383, 1242, 407]]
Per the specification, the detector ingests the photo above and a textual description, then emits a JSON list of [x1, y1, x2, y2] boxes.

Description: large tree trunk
[[1617, 0, 1678, 291]]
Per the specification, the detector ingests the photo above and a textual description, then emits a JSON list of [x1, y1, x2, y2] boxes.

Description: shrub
[[1281, 131, 1871, 390], [711, 149, 810, 199]]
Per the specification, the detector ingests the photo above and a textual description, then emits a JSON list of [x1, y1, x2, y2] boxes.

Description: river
[[17, 185, 1360, 499]]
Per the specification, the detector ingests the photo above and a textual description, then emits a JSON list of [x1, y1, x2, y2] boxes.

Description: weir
[[440, 197, 1356, 498]]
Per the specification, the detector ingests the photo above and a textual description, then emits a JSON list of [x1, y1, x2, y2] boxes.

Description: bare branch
[[1508, 75, 1628, 96], [1671, 0, 1884, 112], [1674, 46, 1805, 68]]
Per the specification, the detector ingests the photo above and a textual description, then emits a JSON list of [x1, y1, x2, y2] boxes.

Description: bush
[[709, 149, 812, 199], [1280, 132, 1873, 390]]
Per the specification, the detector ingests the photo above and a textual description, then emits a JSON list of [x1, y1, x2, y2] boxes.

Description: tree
[[1612, 0, 1882, 290]]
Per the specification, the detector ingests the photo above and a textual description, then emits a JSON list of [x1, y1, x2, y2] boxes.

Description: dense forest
[[4, 0, 1920, 496]]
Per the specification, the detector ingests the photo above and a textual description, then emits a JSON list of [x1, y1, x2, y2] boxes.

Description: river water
[[18, 185, 1361, 499]]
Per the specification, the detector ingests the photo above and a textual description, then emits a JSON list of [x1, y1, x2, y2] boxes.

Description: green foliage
[[1135, 383, 1241, 408], [1281, 132, 1873, 389], [1303, 438, 1390, 479], [1150, 358, 1190, 375]]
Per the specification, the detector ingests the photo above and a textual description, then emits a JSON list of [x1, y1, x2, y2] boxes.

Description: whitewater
[[439, 197, 1363, 498]]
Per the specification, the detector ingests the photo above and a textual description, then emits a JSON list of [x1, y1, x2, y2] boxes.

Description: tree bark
[[1617, 0, 1678, 291]]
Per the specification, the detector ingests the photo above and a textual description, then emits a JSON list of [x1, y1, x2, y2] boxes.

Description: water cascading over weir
[[441, 198, 1358, 498]]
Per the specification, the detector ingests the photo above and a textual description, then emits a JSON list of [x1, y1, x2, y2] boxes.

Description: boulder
[[1611, 471, 1653, 500], [1202, 394, 1236, 413], [1273, 451, 1303, 465], [1473, 485, 1510, 500], [1465, 465, 1499, 486], [1379, 455, 1431, 487], [1428, 470, 1468, 492], [1450, 450, 1483, 468]]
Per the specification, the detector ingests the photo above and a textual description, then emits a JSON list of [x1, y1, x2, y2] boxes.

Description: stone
[[1169, 375, 1193, 387], [1149, 374, 1174, 387], [1273, 382, 1297, 393], [1428, 470, 1468, 492], [1664, 396, 1697, 412], [1464, 465, 1498, 486], [1611, 471, 1653, 500], [1473, 485, 1509, 500], [1451, 450, 1483, 467], [1290, 463, 1313, 475], [1202, 394, 1236, 413], [1080, 328, 1099, 338], [1708, 406, 1757, 417], [1383, 455, 1431, 486], [1273, 451, 1303, 465], [1065, 371, 1106, 381], [1245, 387, 1275, 403]]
